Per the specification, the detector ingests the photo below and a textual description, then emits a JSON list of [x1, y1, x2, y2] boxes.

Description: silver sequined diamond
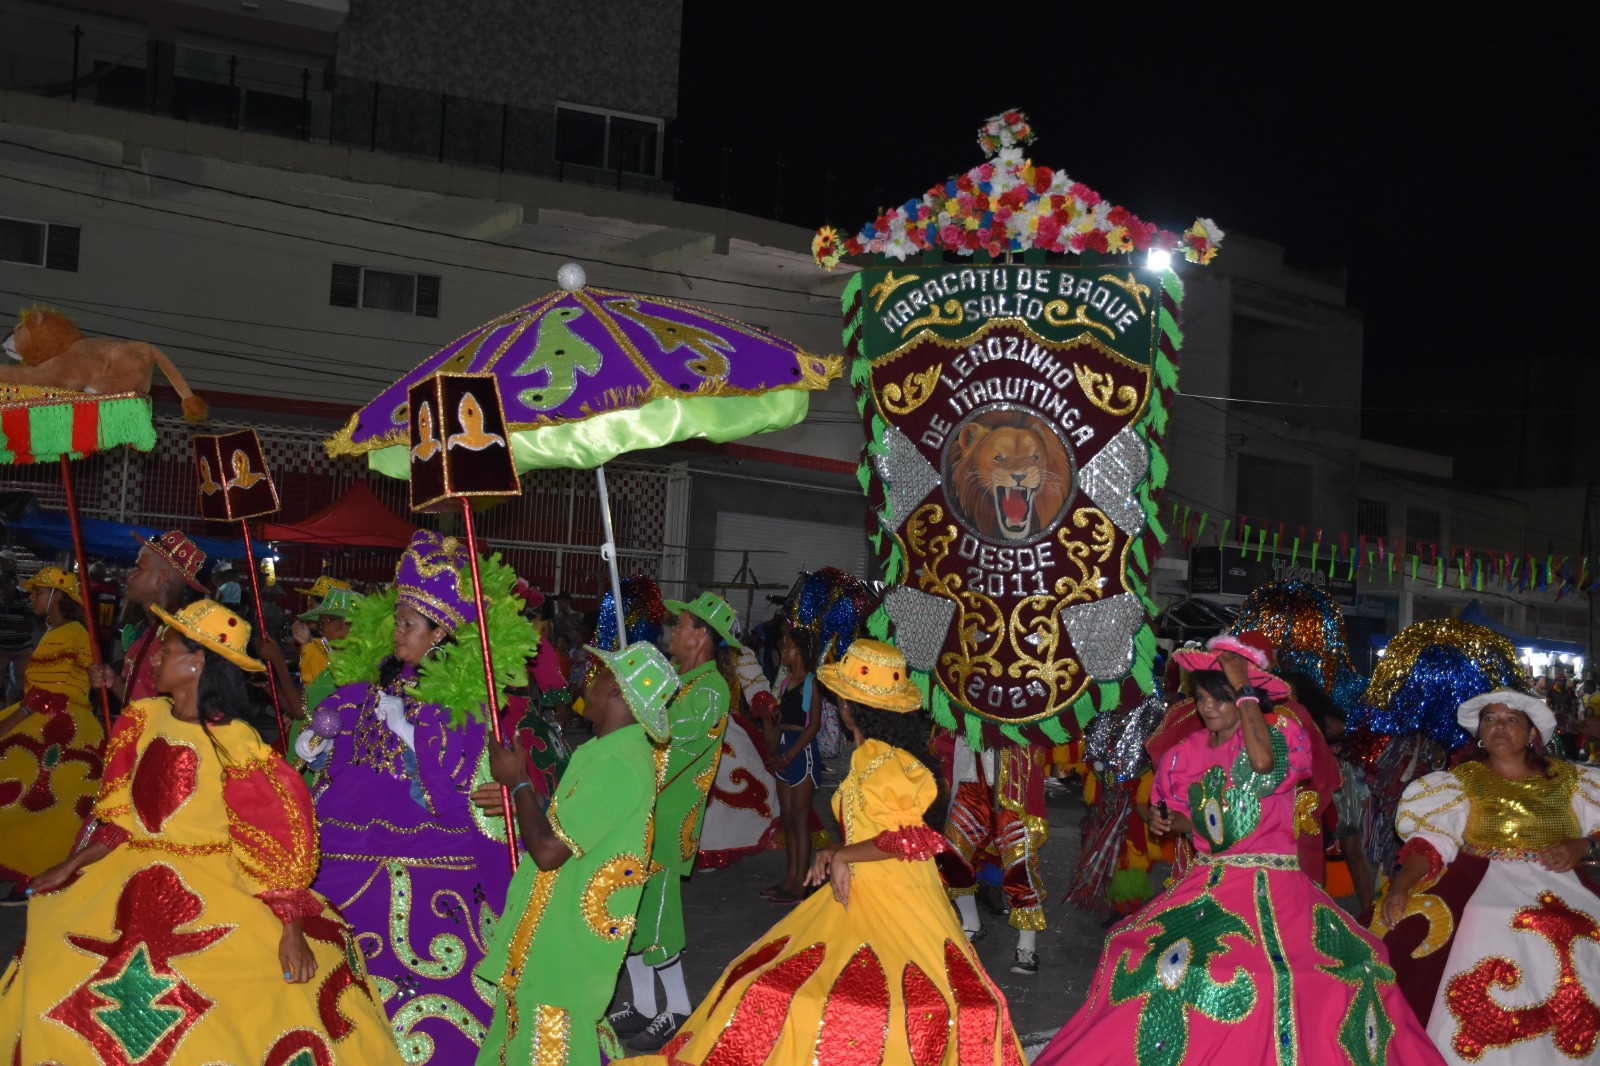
[[872, 426, 940, 532], [1059, 593, 1145, 679], [1079, 427, 1149, 536], [884, 586, 956, 671]]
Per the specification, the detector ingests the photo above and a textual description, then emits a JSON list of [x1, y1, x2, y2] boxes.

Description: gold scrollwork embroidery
[[868, 270, 919, 312], [1043, 300, 1116, 339], [1073, 363, 1140, 417], [581, 853, 654, 941], [902, 299, 964, 336], [1098, 272, 1150, 316], [881, 364, 942, 416]]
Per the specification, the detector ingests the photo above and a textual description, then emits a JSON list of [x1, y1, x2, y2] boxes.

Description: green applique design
[[1254, 870, 1295, 1065], [1110, 890, 1258, 1066], [89, 944, 184, 1060], [515, 306, 602, 410], [387, 862, 466, 980], [1188, 726, 1289, 853], [1313, 904, 1395, 1066], [391, 992, 491, 1064]]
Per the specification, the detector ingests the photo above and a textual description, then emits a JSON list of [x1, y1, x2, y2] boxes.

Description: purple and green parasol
[[327, 265, 841, 477]]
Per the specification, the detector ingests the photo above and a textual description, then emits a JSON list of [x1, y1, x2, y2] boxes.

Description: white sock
[[626, 954, 658, 1016], [1017, 929, 1037, 953], [658, 958, 692, 1016], [955, 894, 980, 931]]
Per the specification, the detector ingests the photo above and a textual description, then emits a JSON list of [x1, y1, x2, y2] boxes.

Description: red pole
[[457, 499, 519, 872], [58, 457, 113, 737], [239, 523, 289, 754]]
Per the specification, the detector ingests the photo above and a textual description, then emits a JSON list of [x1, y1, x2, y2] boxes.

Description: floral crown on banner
[[812, 109, 1222, 270], [394, 530, 475, 632]]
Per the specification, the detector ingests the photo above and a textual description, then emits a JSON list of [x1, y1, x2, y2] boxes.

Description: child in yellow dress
[[619, 639, 1026, 1066], [0, 566, 99, 898], [0, 600, 402, 1065]]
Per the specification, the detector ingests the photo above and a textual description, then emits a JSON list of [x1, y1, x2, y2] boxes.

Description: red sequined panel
[[943, 939, 1000, 1062], [0, 701, 101, 813], [263, 1028, 334, 1066], [902, 962, 951, 1066], [130, 737, 199, 834], [710, 935, 790, 1012], [813, 945, 888, 1065], [45, 864, 233, 1066], [703, 943, 826, 1066], [301, 913, 374, 1041], [1446, 890, 1600, 1060]]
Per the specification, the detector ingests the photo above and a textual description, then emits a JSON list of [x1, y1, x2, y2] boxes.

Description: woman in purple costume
[[295, 531, 538, 1063]]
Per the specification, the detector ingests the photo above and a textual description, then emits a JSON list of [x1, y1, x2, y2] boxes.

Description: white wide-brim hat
[[1457, 689, 1556, 741]]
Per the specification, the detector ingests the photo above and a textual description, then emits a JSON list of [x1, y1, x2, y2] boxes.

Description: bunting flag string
[[1168, 499, 1594, 599]]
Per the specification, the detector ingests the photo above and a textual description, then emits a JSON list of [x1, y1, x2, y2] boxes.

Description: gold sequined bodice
[[1454, 760, 1580, 850]]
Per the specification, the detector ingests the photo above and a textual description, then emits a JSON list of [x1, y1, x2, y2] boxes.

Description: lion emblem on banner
[[946, 410, 1073, 542]]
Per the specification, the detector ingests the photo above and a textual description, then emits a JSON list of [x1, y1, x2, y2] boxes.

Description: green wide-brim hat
[[299, 587, 363, 621], [663, 591, 743, 650], [586, 642, 679, 743]]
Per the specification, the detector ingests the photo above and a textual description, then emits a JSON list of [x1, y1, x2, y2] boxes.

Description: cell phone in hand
[[1156, 800, 1169, 821]]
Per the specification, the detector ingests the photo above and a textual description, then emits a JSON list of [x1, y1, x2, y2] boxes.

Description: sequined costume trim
[[1195, 852, 1299, 871], [580, 854, 652, 941], [875, 825, 949, 862]]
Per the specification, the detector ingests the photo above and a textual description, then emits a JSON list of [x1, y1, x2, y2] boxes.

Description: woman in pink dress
[[1036, 649, 1442, 1066]]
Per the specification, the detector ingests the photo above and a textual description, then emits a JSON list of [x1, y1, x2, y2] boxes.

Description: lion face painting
[[945, 410, 1074, 542]]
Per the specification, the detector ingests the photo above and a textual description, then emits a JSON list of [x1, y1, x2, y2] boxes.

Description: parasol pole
[[58, 457, 113, 737], [457, 498, 521, 872], [239, 527, 289, 754], [595, 465, 628, 650]]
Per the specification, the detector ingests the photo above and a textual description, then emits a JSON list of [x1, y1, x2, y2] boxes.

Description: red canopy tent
[[257, 480, 417, 548]]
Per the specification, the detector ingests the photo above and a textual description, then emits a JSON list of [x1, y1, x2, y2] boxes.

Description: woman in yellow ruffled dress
[[0, 566, 100, 897], [0, 600, 403, 1065], [621, 640, 1025, 1066]]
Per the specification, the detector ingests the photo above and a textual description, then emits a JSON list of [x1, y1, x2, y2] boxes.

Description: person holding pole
[[87, 530, 206, 706], [0, 567, 98, 904], [296, 530, 537, 1064], [612, 592, 735, 1053], [473, 640, 676, 1066]]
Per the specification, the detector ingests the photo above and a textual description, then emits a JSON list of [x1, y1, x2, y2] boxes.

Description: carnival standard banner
[[851, 263, 1178, 739]]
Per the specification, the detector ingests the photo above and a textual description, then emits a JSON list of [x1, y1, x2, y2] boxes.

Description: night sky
[[672, 5, 1597, 488]]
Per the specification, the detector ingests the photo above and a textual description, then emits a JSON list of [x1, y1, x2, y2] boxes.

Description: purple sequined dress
[[311, 674, 512, 1063]]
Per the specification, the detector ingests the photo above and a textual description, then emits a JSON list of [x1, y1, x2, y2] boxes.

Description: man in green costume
[[611, 592, 735, 1053], [473, 640, 677, 1066]]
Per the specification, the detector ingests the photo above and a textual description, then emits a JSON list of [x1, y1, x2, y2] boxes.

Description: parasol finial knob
[[557, 263, 587, 291]]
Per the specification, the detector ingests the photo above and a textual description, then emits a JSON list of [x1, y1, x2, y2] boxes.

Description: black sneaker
[[1011, 948, 1038, 975], [606, 1002, 652, 1039], [626, 1010, 688, 1052], [963, 924, 987, 944]]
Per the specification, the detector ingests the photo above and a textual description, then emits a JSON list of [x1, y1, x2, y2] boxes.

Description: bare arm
[[1220, 653, 1275, 773]]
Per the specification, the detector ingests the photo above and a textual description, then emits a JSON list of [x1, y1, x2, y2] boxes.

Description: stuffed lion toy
[[2, 308, 208, 422]]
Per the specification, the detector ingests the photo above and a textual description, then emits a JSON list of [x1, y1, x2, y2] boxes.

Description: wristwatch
[[1234, 684, 1260, 703]]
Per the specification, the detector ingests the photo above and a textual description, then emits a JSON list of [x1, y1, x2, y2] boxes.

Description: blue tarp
[[8, 508, 269, 568], [1368, 599, 1584, 658]]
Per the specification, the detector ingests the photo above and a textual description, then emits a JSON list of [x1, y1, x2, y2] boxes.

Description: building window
[[1356, 498, 1388, 540], [1236, 454, 1314, 533], [555, 104, 662, 178], [1404, 506, 1441, 548], [329, 264, 439, 317], [0, 218, 81, 271]]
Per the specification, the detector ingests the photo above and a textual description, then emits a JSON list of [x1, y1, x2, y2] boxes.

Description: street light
[[1147, 248, 1173, 272]]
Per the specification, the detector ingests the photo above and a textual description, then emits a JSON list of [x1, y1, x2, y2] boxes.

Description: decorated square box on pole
[[816, 110, 1222, 747]]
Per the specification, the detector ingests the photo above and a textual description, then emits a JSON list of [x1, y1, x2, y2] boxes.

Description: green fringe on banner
[[1098, 681, 1122, 712], [867, 606, 890, 641], [99, 396, 157, 453], [999, 723, 1025, 745], [1148, 442, 1168, 489], [1039, 716, 1069, 743]]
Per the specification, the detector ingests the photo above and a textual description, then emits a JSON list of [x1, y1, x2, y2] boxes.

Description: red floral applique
[[0, 701, 102, 813], [262, 1028, 334, 1066], [944, 939, 1001, 1062], [45, 865, 232, 1066], [814, 945, 888, 1064], [130, 736, 199, 833], [710, 935, 790, 1013]]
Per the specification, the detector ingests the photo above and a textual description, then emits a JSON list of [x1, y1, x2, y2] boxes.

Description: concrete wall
[[337, 0, 682, 118]]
